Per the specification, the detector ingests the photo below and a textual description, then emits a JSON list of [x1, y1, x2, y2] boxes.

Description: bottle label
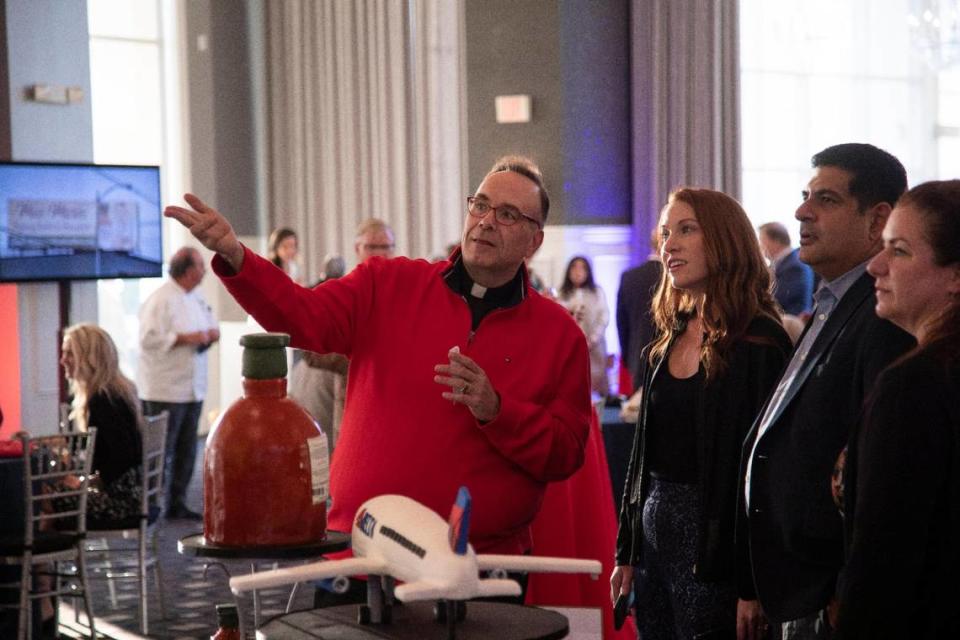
[[306, 434, 329, 505]]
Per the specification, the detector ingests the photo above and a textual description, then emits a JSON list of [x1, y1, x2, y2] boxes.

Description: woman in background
[[267, 227, 303, 284], [837, 180, 960, 639], [611, 188, 791, 640], [558, 255, 611, 396], [61, 323, 142, 527]]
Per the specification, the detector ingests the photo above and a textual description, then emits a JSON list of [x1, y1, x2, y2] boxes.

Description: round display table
[[178, 531, 350, 636]]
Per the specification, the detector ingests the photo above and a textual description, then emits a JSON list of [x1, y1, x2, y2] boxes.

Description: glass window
[[87, 0, 159, 40], [89, 0, 176, 380], [740, 0, 957, 241], [89, 39, 163, 165]]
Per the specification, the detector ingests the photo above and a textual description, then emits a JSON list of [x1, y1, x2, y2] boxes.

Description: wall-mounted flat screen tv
[[0, 161, 162, 283]]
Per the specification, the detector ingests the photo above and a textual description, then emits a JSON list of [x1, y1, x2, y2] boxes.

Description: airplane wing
[[230, 556, 389, 594], [474, 578, 523, 598], [476, 555, 602, 578], [393, 578, 521, 602]]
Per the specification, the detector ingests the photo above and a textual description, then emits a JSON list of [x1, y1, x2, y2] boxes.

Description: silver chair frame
[[84, 411, 169, 635], [0, 429, 98, 640]]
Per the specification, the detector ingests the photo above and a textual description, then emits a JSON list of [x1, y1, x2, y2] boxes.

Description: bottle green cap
[[239, 332, 290, 379], [215, 603, 239, 628]]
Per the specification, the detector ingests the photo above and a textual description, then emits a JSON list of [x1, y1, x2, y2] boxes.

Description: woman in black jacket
[[61, 323, 143, 527], [611, 188, 791, 640], [837, 180, 960, 639]]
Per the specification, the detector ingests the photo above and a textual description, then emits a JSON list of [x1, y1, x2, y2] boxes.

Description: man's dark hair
[[168, 247, 198, 279], [811, 143, 907, 211], [486, 155, 551, 223], [759, 222, 791, 246]]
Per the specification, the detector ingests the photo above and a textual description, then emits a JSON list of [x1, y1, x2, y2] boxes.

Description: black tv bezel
[[0, 160, 164, 284]]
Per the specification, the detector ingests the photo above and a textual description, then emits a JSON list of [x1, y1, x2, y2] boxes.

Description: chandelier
[[907, 0, 960, 69]]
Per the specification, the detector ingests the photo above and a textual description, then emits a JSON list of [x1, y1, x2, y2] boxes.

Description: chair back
[[18, 429, 98, 546], [59, 402, 72, 433], [141, 412, 168, 521]]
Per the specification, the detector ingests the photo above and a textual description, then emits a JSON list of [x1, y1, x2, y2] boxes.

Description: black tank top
[[646, 365, 703, 484]]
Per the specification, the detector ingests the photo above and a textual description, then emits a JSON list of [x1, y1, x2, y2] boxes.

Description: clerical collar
[[443, 252, 526, 328], [444, 253, 524, 302]]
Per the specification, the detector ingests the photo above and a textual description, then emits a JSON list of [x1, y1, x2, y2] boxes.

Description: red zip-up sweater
[[213, 247, 591, 554]]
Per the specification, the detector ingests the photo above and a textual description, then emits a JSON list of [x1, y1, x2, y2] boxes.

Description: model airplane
[[229, 486, 602, 602]]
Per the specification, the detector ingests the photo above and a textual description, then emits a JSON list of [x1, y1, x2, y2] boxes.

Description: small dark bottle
[[211, 603, 241, 640]]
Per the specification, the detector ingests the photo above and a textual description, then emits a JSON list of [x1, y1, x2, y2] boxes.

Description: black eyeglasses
[[466, 196, 542, 229], [361, 243, 394, 252]]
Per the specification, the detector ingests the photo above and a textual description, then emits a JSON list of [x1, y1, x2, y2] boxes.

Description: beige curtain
[[631, 0, 741, 242], [262, 0, 464, 279]]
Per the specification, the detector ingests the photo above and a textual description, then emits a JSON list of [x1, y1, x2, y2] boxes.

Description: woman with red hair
[[611, 188, 791, 639]]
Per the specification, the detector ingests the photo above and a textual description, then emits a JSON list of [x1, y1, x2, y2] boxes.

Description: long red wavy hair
[[649, 188, 780, 380]]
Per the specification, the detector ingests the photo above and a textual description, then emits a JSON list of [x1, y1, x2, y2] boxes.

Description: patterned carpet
[[62, 437, 318, 639]]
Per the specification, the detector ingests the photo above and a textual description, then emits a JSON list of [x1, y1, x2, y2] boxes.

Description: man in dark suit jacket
[[616, 231, 662, 389], [737, 143, 915, 639], [759, 222, 815, 315]]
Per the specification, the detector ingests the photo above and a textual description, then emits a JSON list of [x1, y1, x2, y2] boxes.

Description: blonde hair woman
[[61, 323, 142, 526]]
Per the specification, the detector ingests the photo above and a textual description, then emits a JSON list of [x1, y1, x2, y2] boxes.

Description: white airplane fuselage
[[353, 494, 490, 600]]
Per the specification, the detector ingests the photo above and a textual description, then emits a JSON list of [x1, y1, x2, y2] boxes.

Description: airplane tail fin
[[447, 485, 471, 555]]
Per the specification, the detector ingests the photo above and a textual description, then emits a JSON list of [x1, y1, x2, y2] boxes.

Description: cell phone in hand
[[613, 591, 632, 630]]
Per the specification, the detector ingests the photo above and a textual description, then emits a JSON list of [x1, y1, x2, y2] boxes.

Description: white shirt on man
[[137, 279, 217, 403]]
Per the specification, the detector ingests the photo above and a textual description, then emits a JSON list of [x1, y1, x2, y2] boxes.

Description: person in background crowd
[[558, 255, 611, 396], [267, 227, 304, 284], [61, 323, 143, 526], [740, 143, 914, 640], [290, 219, 397, 455], [836, 180, 960, 639], [612, 188, 792, 640], [758, 221, 815, 316], [318, 254, 346, 283], [354, 218, 396, 265], [617, 228, 663, 390], [527, 262, 547, 294], [137, 246, 219, 521]]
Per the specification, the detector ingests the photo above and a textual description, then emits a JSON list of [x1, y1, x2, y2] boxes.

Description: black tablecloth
[[0, 457, 25, 535], [257, 602, 569, 640], [0, 456, 34, 637], [600, 406, 636, 512]]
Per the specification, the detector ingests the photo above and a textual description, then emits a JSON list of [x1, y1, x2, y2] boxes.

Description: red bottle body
[[203, 377, 328, 546], [211, 627, 241, 640]]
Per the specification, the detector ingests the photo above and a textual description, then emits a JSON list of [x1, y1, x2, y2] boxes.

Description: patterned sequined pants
[[634, 477, 737, 640]]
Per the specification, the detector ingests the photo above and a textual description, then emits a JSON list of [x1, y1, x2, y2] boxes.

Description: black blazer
[[738, 272, 914, 622], [617, 313, 791, 582], [616, 260, 663, 386], [837, 351, 960, 639], [773, 249, 814, 316]]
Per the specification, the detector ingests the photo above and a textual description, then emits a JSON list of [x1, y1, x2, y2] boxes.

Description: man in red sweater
[[165, 156, 592, 599]]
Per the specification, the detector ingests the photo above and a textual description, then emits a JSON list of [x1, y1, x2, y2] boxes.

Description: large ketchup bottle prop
[[203, 333, 328, 546]]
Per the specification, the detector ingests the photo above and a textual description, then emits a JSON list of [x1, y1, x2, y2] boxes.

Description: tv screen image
[[0, 162, 162, 282]]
